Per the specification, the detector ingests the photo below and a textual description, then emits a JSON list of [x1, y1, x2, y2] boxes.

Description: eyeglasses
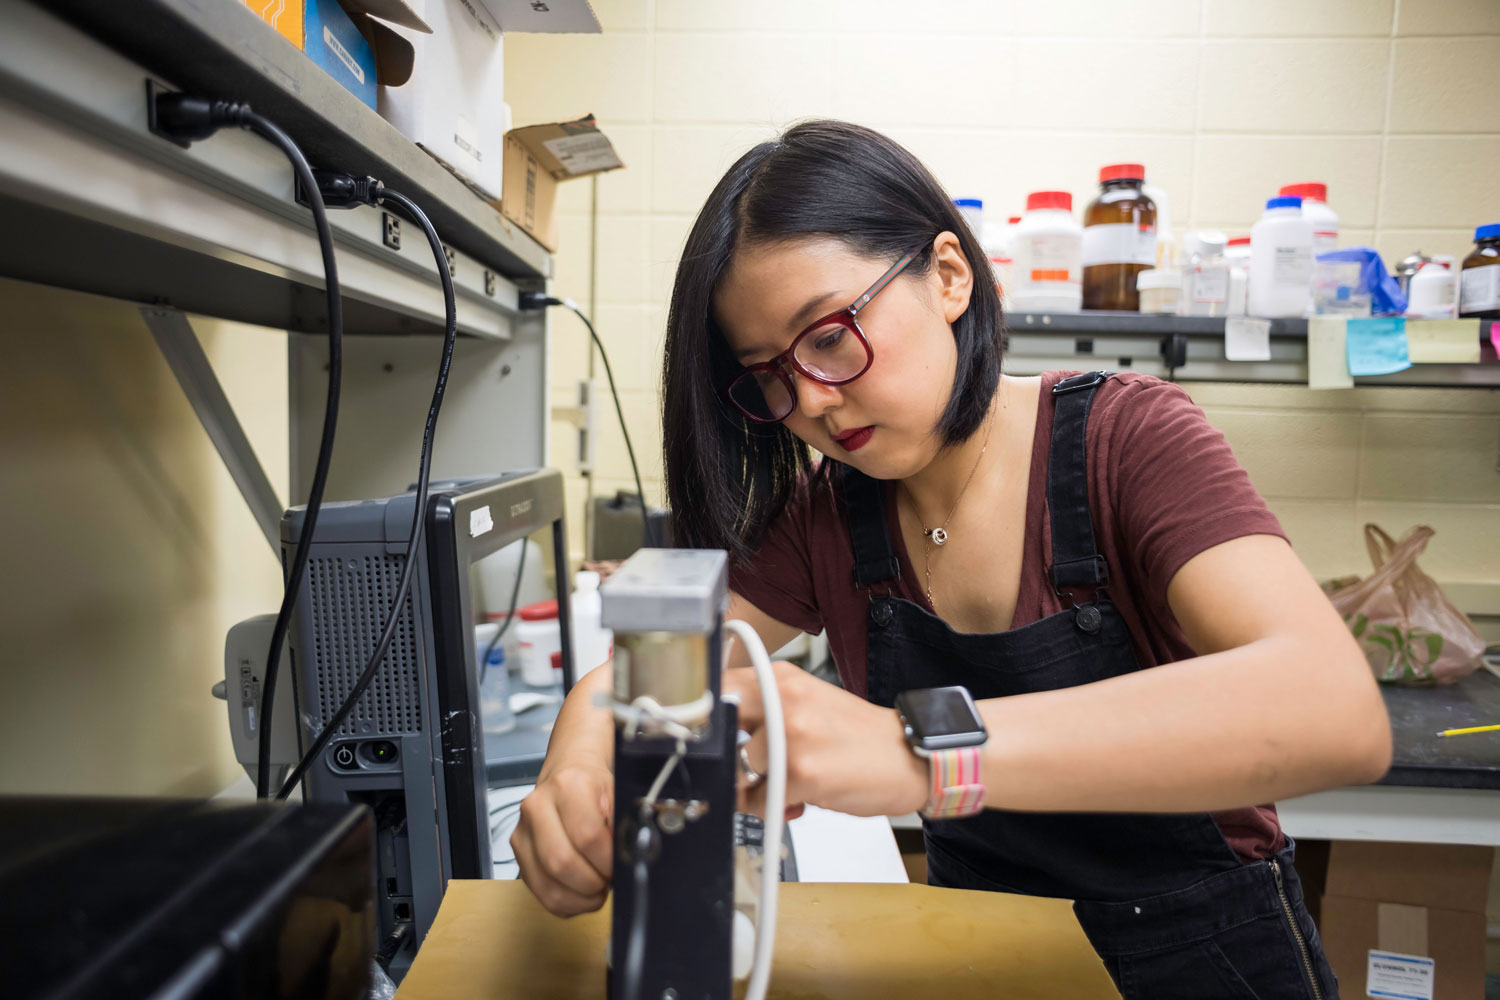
[[722, 252, 917, 423]]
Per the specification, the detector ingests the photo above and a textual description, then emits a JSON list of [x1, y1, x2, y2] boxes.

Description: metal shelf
[[1003, 311, 1500, 388], [1, 1, 550, 338]]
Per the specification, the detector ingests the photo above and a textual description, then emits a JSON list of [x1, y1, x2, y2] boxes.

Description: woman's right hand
[[511, 758, 615, 917]]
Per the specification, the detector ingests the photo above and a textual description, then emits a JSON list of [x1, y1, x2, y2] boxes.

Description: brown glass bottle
[[1459, 223, 1500, 319], [1082, 164, 1157, 311]]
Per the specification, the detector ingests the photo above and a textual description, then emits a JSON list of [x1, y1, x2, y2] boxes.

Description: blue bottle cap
[[1266, 195, 1302, 210], [1476, 223, 1500, 241], [954, 198, 983, 209]]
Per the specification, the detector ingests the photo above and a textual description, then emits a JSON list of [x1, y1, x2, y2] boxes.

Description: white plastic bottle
[[954, 198, 984, 239], [1406, 256, 1459, 319], [1009, 191, 1083, 314], [569, 570, 614, 680], [516, 599, 562, 687], [1249, 196, 1314, 319], [1180, 231, 1231, 317], [1225, 237, 1251, 316], [1279, 183, 1339, 256]]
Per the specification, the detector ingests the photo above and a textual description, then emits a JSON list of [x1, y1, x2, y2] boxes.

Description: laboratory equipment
[[1460, 223, 1500, 319], [603, 548, 786, 1000], [1136, 268, 1181, 313], [228, 469, 573, 978], [1249, 195, 1314, 318], [1407, 256, 1459, 319], [0, 796, 373, 999], [1010, 191, 1083, 313], [1180, 230, 1230, 317], [953, 197, 984, 238], [1280, 182, 1339, 255], [1082, 164, 1157, 311]]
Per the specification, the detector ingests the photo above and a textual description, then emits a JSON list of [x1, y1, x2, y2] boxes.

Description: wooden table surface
[[396, 880, 1122, 1000]]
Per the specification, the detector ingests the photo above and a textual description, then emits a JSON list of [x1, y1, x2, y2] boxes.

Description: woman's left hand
[[723, 660, 928, 819]]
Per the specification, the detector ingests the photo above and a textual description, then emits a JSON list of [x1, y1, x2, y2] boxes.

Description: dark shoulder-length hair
[[661, 119, 1004, 563]]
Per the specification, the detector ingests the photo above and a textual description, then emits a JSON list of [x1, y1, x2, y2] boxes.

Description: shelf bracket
[[140, 306, 282, 555]]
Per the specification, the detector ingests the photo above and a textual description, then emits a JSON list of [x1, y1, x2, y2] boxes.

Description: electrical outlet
[[382, 212, 401, 250], [484, 270, 496, 297], [443, 245, 456, 278]]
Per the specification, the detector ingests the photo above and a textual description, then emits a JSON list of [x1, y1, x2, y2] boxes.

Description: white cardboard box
[[377, 0, 507, 199]]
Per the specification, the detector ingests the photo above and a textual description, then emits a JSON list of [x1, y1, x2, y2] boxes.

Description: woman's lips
[[833, 426, 874, 452]]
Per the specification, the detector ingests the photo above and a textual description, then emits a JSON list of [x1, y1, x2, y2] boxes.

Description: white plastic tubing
[[722, 619, 786, 1000]]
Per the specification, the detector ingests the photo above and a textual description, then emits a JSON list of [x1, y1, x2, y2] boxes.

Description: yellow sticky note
[[1308, 316, 1354, 389], [1406, 319, 1481, 364]]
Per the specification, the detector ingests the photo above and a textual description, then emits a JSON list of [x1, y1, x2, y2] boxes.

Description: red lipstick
[[832, 426, 874, 452]]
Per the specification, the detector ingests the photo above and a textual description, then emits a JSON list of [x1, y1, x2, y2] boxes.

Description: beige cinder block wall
[[0, 279, 286, 796], [506, 0, 1500, 607]]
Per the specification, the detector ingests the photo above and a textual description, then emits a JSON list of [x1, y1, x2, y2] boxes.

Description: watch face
[[896, 686, 986, 749]]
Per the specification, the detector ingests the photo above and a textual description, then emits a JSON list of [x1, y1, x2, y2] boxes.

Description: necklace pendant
[[930, 527, 948, 546]]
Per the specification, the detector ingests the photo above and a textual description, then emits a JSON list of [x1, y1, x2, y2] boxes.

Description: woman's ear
[[930, 230, 974, 325]]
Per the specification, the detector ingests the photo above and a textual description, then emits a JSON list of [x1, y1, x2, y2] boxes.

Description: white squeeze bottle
[[1249, 195, 1314, 318], [569, 570, 613, 680]]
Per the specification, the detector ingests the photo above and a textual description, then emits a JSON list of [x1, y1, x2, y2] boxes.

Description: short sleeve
[[727, 478, 824, 635], [1101, 378, 1288, 612]]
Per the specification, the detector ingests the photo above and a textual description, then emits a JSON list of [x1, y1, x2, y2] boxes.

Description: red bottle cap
[[1227, 236, 1251, 247], [1279, 182, 1327, 203], [1026, 191, 1072, 212], [518, 599, 559, 621], [1099, 163, 1146, 183]]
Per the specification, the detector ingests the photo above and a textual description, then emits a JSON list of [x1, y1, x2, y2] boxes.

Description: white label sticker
[[1017, 234, 1080, 286], [542, 133, 623, 176], [1191, 267, 1230, 305], [1366, 950, 1435, 1000], [1272, 244, 1313, 286], [322, 25, 365, 84], [1081, 222, 1157, 267], [469, 506, 494, 538], [1460, 265, 1500, 313], [1225, 316, 1272, 361]]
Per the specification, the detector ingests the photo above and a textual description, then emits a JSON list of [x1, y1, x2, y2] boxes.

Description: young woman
[[512, 120, 1391, 999]]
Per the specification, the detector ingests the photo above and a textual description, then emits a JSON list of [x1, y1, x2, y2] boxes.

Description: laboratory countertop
[[394, 880, 1121, 1000], [1378, 667, 1500, 790]]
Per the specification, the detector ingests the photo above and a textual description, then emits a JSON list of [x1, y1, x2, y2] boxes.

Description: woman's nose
[[793, 372, 843, 419]]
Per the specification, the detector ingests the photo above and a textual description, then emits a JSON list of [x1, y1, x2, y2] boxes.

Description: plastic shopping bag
[[1327, 524, 1486, 685]]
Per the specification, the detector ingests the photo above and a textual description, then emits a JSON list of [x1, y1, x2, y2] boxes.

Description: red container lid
[[518, 599, 559, 622], [1100, 163, 1145, 183], [1026, 190, 1072, 212], [1279, 182, 1327, 203], [1227, 236, 1251, 247], [550, 651, 563, 669]]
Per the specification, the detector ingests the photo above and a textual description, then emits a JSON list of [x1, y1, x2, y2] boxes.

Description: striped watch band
[[922, 745, 985, 819]]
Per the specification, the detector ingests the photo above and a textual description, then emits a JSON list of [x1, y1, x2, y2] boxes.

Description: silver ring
[[738, 745, 765, 788]]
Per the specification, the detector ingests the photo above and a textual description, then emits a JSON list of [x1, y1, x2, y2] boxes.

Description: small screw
[[383, 363, 394, 373], [500, 364, 512, 377], [661, 990, 678, 1000]]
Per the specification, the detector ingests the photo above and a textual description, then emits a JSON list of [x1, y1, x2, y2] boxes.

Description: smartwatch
[[894, 686, 988, 820]]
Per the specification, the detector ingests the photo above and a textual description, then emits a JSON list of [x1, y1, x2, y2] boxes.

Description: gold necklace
[[905, 417, 994, 610]]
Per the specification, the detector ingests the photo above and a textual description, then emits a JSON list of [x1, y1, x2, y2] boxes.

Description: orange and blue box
[[242, 0, 378, 110]]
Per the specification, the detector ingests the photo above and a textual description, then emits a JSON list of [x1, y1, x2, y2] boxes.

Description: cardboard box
[[1317, 840, 1492, 1000], [377, 0, 507, 200], [242, 0, 426, 109], [492, 115, 623, 252]]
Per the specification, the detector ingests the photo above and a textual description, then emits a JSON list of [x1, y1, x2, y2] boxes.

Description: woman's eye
[[811, 326, 845, 351]]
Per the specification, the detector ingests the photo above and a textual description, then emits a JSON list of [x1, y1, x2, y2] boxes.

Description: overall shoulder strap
[[1047, 371, 1113, 602], [838, 464, 901, 590]]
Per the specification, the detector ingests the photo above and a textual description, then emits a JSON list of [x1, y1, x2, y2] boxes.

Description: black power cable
[[518, 293, 653, 549], [277, 184, 458, 801], [148, 91, 345, 801]]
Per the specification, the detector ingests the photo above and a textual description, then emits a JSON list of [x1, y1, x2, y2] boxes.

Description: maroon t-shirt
[[729, 371, 1289, 862]]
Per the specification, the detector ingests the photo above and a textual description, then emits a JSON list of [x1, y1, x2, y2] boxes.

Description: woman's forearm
[[537, 662, 616, 781], [976, 634, 1391, 814]]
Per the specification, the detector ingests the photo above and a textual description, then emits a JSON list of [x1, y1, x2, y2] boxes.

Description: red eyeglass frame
[[722, 251, 918, 423]]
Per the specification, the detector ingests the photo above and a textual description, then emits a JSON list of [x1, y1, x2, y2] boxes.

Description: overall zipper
[[1270, 858, 1323, 1000]]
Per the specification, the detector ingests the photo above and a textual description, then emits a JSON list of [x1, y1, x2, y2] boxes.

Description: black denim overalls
[[844, 371, 1339, 999]]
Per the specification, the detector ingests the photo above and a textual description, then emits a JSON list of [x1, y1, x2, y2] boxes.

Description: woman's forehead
[[714, 239, 874, 342]]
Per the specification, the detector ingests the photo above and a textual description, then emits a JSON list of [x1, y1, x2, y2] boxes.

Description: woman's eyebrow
[[731, 289, 843, 361]]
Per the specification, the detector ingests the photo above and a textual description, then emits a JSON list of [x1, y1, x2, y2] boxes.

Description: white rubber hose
[[723, 619, 785, 1000]]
